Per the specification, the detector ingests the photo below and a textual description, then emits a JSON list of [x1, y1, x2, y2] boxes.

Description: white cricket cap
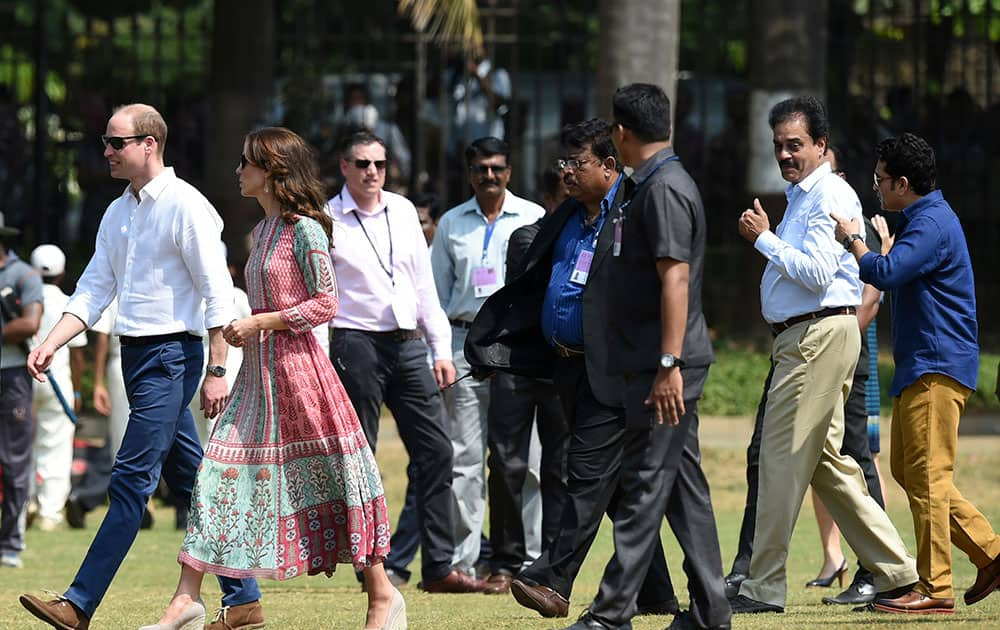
[[30, 244, 66, 277]]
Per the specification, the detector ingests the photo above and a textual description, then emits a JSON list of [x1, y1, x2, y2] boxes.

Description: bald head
[[113, 103, 168, 157]]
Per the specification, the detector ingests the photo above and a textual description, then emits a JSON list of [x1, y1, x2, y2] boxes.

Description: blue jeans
[[63, 338, 260, 618]]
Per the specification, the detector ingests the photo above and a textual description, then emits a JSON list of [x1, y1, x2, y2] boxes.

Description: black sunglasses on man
[[100, 135, 148, 151]]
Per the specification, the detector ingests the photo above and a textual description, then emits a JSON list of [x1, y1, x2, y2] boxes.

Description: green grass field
[[2, 415, 999, 629]]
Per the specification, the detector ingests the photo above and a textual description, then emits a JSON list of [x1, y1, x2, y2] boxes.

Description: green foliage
[[701, 344, 771, 416]]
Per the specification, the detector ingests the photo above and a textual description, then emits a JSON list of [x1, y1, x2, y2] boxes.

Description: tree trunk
[[746, 0, 828, 196], [596, 1, 681, 123], [204, 0, 275, 265]]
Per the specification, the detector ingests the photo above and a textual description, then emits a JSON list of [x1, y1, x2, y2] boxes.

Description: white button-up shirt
[[325, 186, 451, 361], [65, 167, 234, 335], [755, 162, 864, 324], [431, 190, 544, 323]]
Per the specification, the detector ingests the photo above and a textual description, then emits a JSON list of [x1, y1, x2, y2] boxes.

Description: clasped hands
[[223, 316, 260, 347]]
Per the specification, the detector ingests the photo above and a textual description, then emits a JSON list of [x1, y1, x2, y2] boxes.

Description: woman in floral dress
[[146, 127, 405, 630]]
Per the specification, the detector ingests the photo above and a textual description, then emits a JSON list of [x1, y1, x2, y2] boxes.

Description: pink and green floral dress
[[179, 215, 390, 580]]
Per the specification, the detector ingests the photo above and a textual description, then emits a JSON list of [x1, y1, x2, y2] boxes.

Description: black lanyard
[[351, 207, 394, 286], [612, 154, 680, 256]]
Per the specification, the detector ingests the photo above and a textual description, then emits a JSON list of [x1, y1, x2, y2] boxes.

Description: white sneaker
[[1, 551, 23, 568], [36, 516, 62, 532]]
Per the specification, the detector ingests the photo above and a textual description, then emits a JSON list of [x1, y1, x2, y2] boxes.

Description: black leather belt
[[553, 339, 584, 358], [352, 328, 422, 342], [119, 332, 201, 346], [449, 319, 473, 329], [770, 306, 856, 336]]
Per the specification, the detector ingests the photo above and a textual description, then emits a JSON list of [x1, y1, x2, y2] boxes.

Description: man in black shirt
[[571, 84, 730, 630]]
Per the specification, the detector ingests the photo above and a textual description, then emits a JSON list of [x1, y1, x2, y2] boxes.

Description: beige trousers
[[740, 315, 917, 607], [891, 373, 1000, 598]]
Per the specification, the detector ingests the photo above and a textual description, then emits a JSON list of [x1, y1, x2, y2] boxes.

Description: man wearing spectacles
[[19, 103, 264, 630], [466, 118, 680, 620], [430, 136, 545, 585], [325, 131, 481, 593], [833, 133, 1000, 614]]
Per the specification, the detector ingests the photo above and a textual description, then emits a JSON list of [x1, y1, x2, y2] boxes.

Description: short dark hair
[[560, 118, 620, 169], [768, 96, 829, 145], [611, 83, 671, 143], [540, 166, 563, 199], [875, 133, 937, 195], [340, 130, 386, 158], [464, 136, 510, 166], [409, 192, 442, 220]]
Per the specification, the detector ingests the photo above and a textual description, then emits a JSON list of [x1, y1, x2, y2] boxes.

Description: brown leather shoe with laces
[[19, 592, 90, 630], [205, 600, 265, 629], [965, 553, 1000, 606]]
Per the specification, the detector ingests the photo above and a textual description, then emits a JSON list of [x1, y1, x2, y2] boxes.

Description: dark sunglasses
[[239, 153, 254, 169], [100, 134, 147, 151], [353, 159, 387, 170], [470, 164, 509, 176]]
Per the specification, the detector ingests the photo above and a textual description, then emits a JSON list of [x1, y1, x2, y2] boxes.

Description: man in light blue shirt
[[431, 136, 544, 578], [730, 96, 917, 615]]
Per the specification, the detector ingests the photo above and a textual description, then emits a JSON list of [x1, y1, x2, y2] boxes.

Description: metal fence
[[1, 0, 996, 340]]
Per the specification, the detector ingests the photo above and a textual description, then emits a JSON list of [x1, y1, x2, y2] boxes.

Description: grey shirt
[[607, 147, 714, 374], [0, 251, 44, 369]]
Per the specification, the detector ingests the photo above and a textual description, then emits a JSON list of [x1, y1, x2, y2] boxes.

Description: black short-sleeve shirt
[[607, 147, 714, 374]]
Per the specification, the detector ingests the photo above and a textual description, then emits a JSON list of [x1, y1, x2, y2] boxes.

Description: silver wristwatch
[[206, 364, 227, 378], [659, 353, 685, 369]]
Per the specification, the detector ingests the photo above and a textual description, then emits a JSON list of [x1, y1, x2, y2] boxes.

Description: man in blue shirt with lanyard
[[466, 118, 678, 621], [833, 133, 1000, 614]]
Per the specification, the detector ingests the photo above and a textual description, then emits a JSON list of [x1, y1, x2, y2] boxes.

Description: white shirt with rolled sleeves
[[431, 190, 544, 323], [64, 167, 234, 333], [324, 185, 452, 361], [755, 162, 864, 324]]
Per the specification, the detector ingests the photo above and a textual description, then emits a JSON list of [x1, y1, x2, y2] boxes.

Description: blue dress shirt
[[858, 189, 978, 396], [541, 175, 621, 347]]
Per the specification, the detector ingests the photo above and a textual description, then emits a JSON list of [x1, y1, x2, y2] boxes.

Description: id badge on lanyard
[[473, 219, 500, 298], [569, 249, 594, 285]]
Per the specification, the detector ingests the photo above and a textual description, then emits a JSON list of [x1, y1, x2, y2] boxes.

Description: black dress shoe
[[822, 579, 876, 605], [635, 598, 680, 616], [723, 572, 746, 599], [64, 496, 86, 529], [559, 610, 632, 630], [728, 594, 783, 614]]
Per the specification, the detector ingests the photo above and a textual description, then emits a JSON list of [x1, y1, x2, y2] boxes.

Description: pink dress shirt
[[324, 185, 452, 361]]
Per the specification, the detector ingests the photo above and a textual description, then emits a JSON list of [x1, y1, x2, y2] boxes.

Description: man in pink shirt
[[325, 131, 485, 593]]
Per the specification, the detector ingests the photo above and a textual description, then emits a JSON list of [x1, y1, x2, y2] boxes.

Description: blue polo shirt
[[541, 175, 621, 347], [858, 190, 978, 396]]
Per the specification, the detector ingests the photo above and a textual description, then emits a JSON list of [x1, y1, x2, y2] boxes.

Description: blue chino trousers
[[63, 338, 260, 618]]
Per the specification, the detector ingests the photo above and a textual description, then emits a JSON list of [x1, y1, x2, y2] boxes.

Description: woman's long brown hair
[[243, 127, 333, 245]]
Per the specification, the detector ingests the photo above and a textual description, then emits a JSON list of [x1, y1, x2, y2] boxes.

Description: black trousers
[[330, 329, 455, 582], [729, 342, 884, 584], [0, 367, 33, 554], [487, 371, 568, 574], [591, 367, 730, 628], [519, 356, 676, 607]]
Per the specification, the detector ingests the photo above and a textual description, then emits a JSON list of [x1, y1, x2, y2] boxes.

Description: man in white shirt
[[326, 131, 484, 593], [19, 103, 263, 630], [730, 96, 917, 615], [431, 136, 545, 583], [28, 244, 86, 532]]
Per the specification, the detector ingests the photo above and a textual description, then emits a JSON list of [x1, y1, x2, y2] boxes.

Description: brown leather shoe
[[510, 578, 569, 618], [483, 573, 513, 594], [205, 600, 265, 629], [965, 553, 1000, 606], [19, 593, 90, 630], [872, 590, 954, 614], [420, 569, 487, 593]]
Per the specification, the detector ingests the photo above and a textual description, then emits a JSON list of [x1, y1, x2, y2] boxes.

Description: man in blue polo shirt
[[834, 132, 1000, 614]]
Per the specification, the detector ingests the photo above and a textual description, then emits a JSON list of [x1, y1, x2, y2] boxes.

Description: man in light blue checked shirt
[[431, 136, 544, 580]]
